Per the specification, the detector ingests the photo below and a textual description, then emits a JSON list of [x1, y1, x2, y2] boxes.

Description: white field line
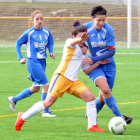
[[0, 50, 63, 53], [1, 49, 140, 55], [1, 45, 140, 48], [0, 61, 60, 63], [0, 45, 63, 47], [0, 61, 127, 64]]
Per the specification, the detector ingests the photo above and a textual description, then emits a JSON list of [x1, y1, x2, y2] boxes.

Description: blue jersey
[[15, 27, 54, 60], [83, 22, 115, 62]]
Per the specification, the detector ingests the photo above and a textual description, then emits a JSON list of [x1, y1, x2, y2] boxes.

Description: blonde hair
[[31, 10, 42, 20]]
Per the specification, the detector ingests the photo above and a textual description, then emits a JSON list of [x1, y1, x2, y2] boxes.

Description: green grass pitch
[[0, 46, 140, 140]]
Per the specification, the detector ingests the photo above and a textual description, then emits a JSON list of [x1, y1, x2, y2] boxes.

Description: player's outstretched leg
[[15, 112, 26, 131], [104, 95, 133, 124], [104, 95, 122, 117]]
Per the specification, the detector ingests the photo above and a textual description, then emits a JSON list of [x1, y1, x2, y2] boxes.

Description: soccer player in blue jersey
[[83, 6, 133, 124], [8, 10, 56, 117]]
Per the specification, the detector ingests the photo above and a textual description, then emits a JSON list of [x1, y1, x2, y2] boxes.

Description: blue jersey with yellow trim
[[15, 27, 54, 60], [83, 21, 115, 62]]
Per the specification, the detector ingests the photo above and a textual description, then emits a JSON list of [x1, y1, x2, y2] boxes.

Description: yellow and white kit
[[48, 38, 89, 98]]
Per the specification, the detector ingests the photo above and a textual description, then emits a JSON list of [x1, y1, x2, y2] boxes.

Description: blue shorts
[[26, 58, 49, 86], [88, 61, 116, 90]]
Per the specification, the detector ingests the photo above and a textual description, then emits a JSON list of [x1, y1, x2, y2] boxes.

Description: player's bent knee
[[43, 101, 52, 108], [80, 89, 95, 102], [30, 86, 40, 93], [101, 87, 111, 95], [42, 84, 49, 93], [86, 95, 95, 102], [81, 94, 95, 102]]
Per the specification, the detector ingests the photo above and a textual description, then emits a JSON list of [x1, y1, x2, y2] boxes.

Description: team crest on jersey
[[45, 34, 48, 40], [102, 33, 105, 39], [91, 34, 95, 37], [33, 35, 37, 38]]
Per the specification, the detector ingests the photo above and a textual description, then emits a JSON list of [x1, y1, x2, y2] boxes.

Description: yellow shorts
[[48, 73, 89, 98]]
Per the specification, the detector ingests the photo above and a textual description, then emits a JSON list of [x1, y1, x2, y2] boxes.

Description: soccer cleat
[[87, 125, 105, 132], [8, 96, 16, 113], [42, 111, 57, 117], [15, 112, 26, 131], [122, 115, 133, 124]]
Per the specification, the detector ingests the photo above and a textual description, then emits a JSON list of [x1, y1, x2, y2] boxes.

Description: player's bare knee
[[101, 87, 111, 95], [42, 84, 49, 93], [30, 86, 40, 93], [43, 101, 51, 108], [85, 94, 95, 102]]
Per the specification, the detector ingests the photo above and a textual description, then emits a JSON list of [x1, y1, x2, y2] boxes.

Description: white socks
[[86, 100, 97, 129], [20, 100, 97, 129], [21, 101, 45, 120]]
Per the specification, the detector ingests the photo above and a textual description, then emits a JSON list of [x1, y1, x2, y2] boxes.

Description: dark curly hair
[[91, 6, 107, 18], [72, 20, 87, 36]]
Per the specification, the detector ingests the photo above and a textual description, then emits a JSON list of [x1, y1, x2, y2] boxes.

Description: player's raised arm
[[70, 32, 89, 46]]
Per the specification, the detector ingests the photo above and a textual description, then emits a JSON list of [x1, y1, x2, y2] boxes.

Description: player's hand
[[50, 53, 55, 59], [82, 58, 93, 65], [81, 32, 89, 41], [100, 59, 110, 64], [20, 58, 28, 64]]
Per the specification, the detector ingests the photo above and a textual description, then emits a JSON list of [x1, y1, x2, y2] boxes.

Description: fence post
[[127, 0, 131, 48], [28, 17, 31, 29]]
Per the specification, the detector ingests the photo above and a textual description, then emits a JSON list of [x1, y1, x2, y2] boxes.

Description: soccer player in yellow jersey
[[15, 21, 107, 132]]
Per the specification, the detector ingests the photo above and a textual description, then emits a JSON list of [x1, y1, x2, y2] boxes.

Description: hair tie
[[76, 24, 80, 26]]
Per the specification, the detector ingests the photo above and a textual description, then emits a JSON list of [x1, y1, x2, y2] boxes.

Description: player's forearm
[[15, 42, 23, 60], [70, 38, 82, 46], [84, 62, 101, 75], [91, 49, 115, 64]]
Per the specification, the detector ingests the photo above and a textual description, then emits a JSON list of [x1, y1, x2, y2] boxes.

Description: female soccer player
[[8, 10, 56, 117], [83, 5, 133, 124], [14, 21, 106, 132]]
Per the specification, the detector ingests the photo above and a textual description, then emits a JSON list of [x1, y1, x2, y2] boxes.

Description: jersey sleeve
[[83, 23, 88, 28], [15, 31, 28, 60], [65, 38, 77, 48], [106, 25, 115, 47], [47, 31, 54, 54]]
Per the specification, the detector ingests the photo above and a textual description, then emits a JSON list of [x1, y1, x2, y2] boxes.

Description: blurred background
[[0, 0, 140, 48]]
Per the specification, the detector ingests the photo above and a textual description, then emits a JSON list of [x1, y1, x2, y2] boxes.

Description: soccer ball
[[108, 117, 127, 134]]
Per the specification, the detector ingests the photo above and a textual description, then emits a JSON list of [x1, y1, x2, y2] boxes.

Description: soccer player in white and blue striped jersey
[[83, 6, 133, 124], [8, 10, 56, 117]]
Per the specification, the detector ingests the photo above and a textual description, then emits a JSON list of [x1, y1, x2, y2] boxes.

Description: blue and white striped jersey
[[83, 21, 115, 61], [15, 27, 54, 60]]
